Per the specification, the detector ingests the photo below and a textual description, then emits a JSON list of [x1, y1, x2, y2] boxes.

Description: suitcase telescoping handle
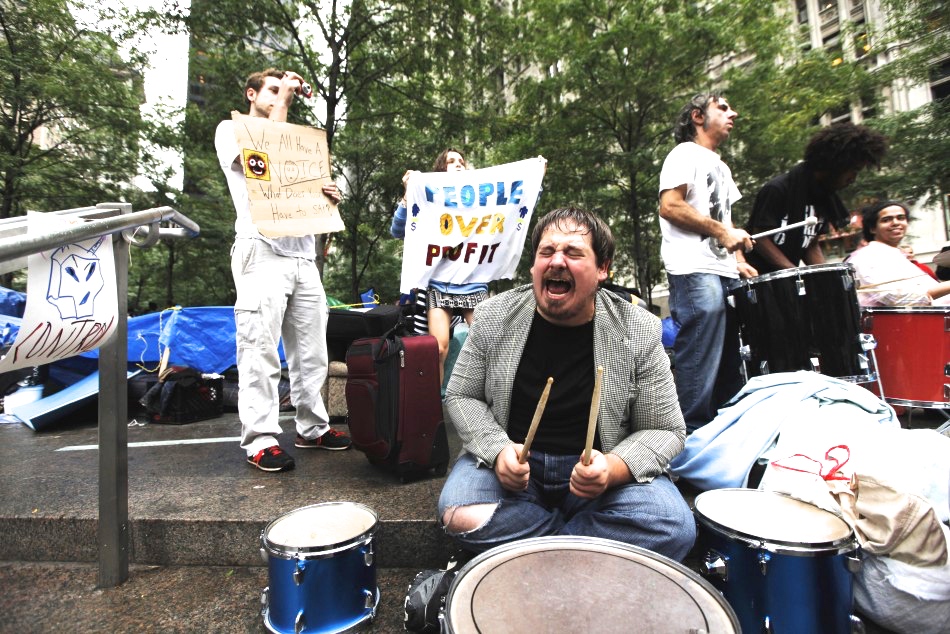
[[372, 320, 407, 364]]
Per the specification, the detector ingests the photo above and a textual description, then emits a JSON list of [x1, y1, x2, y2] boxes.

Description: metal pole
[[97, 209, 131, 588]]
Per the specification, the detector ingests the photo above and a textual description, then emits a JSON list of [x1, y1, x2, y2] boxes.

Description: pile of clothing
[[670, 372, 950, 633]]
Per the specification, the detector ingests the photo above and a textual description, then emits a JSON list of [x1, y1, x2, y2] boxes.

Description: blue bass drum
[[694, 488, 862, 634], [260, 502, 379, 634]]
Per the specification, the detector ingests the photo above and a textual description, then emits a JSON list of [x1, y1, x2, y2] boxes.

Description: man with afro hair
[[745, 122, 887, 273]]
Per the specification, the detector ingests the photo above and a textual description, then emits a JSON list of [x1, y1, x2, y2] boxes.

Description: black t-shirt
[[745, 162, 847, 274], [507, 311, 601, 455]]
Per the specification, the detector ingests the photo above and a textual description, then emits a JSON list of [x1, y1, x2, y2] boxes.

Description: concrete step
[[0, 412, 456, 570]]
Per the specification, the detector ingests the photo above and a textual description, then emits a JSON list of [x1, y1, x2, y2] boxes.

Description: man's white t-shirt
[[214, 120, 314, 259], [658, 142, 742, 277]]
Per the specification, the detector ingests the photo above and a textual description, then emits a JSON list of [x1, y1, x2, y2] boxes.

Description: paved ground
[[0, 561, 415, 633]]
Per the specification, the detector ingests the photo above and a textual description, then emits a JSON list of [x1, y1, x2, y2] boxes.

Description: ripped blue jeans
[[437, 451, 695, 561]]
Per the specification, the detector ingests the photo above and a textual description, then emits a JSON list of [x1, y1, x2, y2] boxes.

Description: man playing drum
[[437, 206, 694, 559], [407, 207, 694, 632], [744, 122, 887, 274], [658, 93, 756, 432]]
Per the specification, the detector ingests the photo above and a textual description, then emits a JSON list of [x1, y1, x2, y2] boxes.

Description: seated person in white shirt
[[846, 201, 950, 307]]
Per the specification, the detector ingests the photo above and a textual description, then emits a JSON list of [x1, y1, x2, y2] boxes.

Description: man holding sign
[[215, 68, 350, 473]]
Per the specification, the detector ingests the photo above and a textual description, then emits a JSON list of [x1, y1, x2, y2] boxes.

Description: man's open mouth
[[545, 278, 573, 296]]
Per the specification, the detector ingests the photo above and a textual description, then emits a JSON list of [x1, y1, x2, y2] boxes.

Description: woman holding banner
[[391, 148, 489, 384]]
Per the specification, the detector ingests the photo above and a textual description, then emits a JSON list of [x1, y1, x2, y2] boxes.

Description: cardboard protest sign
[[400, 157, 546, 293], [0, 212, 117, 373], [230, 111, 344, 237]]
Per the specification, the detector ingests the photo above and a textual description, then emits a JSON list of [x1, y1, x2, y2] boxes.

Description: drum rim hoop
[[444, 535, 739, 630], [727, 262, 855, 291], [862, 306, 950, 315], [260, 501, 378, 558]]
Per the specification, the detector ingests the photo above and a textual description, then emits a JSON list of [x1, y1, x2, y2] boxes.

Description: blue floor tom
[[694, 488, 861, 634], [260, 501, 378, 634]]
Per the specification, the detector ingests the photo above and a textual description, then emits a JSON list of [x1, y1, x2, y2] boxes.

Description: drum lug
[[847, 553, 862, 574], [701, 550, 729, 581], [945, 315, 950, 333], [759, 360, 769, 375], [757, 551, 771, 575], [862, 313, 873, 330], [295, 610, 305, 634], [809, 357, 820, 373], [727, 294, 735, 308], [746, 288, 757, 305], [260, 586, 269, 615], [259, 547, 269, 565], [293, 557, 306, 585], [763, 615, 774, 633], [945, 363, 950, 378], [842, 271, 855, 291], [944, 383, 950, 401], [850, 613, 866, 633], [857, 353, 869, 371], [364, 543, 375, 567], [796, 278, 806, 296], [739, 345, 751, 361], [859, 333, 876, 351], [364, 589, 375, 610]]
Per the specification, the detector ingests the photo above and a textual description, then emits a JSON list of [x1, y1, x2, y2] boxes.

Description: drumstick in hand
[[519, 377, 553, 463], [582, 366, 604, 466], [749, 216, 817, 241]]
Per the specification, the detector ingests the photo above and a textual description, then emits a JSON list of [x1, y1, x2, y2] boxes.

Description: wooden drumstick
[[519, 377, 553, 464], [582, 366, 604, 466]]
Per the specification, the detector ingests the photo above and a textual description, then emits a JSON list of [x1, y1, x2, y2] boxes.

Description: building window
[[796, 0, 809, 24], [930, 59, 950, 103]]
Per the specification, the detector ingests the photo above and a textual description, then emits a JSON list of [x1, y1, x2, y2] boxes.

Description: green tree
[[507, 0, 794, 304], [0, 0, 146, 219]]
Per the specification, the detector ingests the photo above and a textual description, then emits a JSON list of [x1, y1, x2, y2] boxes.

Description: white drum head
[[445, 536, 738, 634], [264, 502, 376, 551], [695, 489, 852, 545]]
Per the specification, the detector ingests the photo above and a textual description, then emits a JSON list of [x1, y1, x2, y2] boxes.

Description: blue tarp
[[0, 287, 26, 318], [1, 304, 266, 382]]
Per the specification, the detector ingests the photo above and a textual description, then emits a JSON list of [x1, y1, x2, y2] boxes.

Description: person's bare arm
[[927, 280, 950, 302], [750, 236, 797, 270], [659, 185, 753, 252], [802, 240, 825, 266]]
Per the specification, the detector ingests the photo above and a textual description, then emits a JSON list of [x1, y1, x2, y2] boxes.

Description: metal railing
[[0, 202, 199, 588]]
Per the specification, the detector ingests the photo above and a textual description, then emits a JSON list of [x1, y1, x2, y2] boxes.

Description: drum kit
[[252, 260, 945, 633], [728, 262, 949, 411]]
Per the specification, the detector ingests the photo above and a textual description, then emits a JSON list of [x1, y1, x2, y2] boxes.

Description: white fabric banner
[[0, 212, 118, 373], [399, 157, 545, 293]]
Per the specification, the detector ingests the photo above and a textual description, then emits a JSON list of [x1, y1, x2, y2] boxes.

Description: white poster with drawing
[[230, 111, 344, 237], [0, 212, 117, 373]]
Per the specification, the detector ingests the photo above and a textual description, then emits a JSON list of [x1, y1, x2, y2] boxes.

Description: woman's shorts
[[426, 288, 489, 311]]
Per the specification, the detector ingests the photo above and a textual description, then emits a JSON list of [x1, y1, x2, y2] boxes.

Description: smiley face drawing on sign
[[242, 149, 271, 181]]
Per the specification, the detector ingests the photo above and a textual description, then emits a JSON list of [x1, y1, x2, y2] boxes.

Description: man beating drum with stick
[[407, 207, 695, 622]]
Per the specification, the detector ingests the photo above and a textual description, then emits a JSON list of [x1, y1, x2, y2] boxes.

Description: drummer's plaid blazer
[[444, 285, 685, 482]]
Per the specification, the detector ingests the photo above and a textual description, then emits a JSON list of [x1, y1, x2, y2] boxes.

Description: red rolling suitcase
[[345, 331, 449, 481]]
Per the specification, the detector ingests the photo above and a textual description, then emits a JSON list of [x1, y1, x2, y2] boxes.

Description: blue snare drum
[[260, 502, 379, 634], [694, 488, 862, 634]]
